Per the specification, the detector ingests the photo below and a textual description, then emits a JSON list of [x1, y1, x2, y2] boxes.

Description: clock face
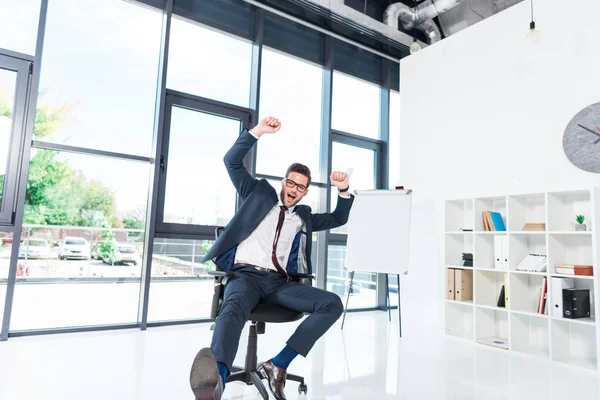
[[563, 102, 600, 173]]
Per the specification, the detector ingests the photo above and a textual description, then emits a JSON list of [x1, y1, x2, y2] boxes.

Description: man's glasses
[[285, 179, 308, 193]]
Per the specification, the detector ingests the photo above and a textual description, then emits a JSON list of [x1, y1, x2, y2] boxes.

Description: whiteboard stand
[[339, 189, 412, 338]]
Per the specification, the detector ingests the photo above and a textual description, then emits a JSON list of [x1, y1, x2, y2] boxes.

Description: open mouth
[[287, 193, 297, 203]]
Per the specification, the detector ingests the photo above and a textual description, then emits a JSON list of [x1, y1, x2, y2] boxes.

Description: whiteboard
[[344, 189, 412, 275]]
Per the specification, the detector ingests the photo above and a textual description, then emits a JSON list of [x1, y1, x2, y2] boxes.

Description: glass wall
[[148, 238, 215, 322], [257, 48, 324, 179], [8, 0, 160, 331], [0, 0, 403, 335], [167, 16, 253, 107], [331, 71, 380, 139], [0, 0, 41, 56], [34, 0, 163, 156], [11, 150, 150, 330]]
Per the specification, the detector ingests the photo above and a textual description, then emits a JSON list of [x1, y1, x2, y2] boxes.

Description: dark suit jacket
[[202, 129, 354, 275]]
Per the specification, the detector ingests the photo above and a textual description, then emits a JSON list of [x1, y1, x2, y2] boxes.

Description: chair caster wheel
[[298, 383, 308, 395]]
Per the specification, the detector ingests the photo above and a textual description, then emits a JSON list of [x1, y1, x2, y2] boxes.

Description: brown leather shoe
[[258, 359, 287, 400], [190, 348, 223, 400]]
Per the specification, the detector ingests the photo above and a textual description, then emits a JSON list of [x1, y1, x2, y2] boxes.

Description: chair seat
[[249, 303, 304, 323]]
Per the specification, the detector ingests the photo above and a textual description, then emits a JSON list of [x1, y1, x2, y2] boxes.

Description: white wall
[[397, 0, 600, 327]]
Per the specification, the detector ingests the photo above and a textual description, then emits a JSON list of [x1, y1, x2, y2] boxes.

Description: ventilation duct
[[383, 0, 465, 44]]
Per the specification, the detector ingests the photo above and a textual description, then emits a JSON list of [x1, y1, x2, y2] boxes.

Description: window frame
[[154, 89, 253, 238], [0, 53, 32, 226]]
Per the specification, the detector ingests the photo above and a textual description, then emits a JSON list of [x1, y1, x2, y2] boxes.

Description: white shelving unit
[[444, 188, 600, 371]]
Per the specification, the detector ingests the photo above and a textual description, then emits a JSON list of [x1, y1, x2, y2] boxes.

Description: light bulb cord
[[530, 0, 534, 23]]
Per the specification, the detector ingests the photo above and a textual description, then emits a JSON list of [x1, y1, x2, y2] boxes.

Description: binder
[[502, 236, 509, 270], [447, 268, 455, 300], [455, 269, 473, 301], [494, 236, 503, 269], [551, 277, 574, 317]]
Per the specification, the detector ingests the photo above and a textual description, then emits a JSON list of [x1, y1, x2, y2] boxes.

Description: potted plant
[[575, 215, 586, 231]]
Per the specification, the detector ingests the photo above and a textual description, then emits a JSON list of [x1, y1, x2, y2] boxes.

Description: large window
[[332, 71, 380, 139], [10, 150, 150, 331], [35, 0, 163, 156], [0, 56, 31, 225], [167, 17, 253, 107], [257, 48, 324, 179], [330, 142, 376, 234], [162, 106, 240, 227], [0, 0, 41, 55], [148, 238, 215, 322]]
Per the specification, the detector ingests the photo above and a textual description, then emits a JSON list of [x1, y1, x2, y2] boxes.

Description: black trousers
[[210, 265, 344, 370]]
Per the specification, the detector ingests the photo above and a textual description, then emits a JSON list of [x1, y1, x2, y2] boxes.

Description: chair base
[[226, 322, 308, 399], [227, 366, 307, 399]]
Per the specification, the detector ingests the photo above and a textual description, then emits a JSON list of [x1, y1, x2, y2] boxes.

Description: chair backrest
[[209, 227, 226, 320]]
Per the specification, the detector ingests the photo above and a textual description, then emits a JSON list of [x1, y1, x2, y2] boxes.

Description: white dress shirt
[[235, 202, 304, 271]]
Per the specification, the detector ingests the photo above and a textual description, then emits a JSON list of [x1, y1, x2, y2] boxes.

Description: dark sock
[[272, 344, 298, 370], [217, 362, 228, 389]]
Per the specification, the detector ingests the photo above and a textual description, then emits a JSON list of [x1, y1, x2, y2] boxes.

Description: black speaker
[[562, 288, 590, 319]]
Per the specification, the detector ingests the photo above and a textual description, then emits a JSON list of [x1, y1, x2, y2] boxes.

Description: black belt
[[236, 263, 279, 274]]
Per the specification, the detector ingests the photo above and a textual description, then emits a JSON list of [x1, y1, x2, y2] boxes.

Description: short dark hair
[[286, 163, 311, 186]]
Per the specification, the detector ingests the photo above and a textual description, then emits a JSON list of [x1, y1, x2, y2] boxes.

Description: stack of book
[[462, 253, 473, 267], [523, 223, 545, 231], [555, 264, 593, 276], [482, 211, 506, 231]]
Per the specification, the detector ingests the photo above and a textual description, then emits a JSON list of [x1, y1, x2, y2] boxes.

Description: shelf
[[445, 234, 473, 267], [511, 312, 549, 359], [548, 231, 592, 235], [551, 316, 596, 326], [473, 267, 503, 272], [511, 309, 548, 319], [475, 304, 508, 312], [550, 273, 594, 280], [445, 199, 474, 232], [508, 193, 546, 232], [509, 233, 546, 272], [551, 319, 597, 370], [510, 231, 546, 235], [445, 189, 599, 371], [445, 302, 474, 340], [547, 190, 592, 232], [475, 307, 509, 350], [511, 270, 547, 277], [446, 299, 473, 306], [475, 270, 508, 308], [474, 197, 507, 232], [510, 273, 547, 315], [548, 234, 593, 275]]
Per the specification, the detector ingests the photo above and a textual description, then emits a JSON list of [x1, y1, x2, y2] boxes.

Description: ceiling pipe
[[383, 0, 464, 44]]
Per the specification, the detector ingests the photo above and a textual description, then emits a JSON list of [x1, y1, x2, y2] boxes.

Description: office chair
[[208, 227, 310, 399]]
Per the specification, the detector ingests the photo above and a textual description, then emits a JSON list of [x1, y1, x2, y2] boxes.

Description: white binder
[[494, 236, 503, 269], [502, 236, 509, 270], [551, 277, 574, 317]]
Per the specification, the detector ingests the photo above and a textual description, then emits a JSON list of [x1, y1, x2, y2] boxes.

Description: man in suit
[[190, 116, 354, 400]]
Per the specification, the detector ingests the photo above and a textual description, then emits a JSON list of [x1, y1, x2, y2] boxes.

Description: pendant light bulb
[[410, 38, 421, 54], [527, 0, 540, 44]]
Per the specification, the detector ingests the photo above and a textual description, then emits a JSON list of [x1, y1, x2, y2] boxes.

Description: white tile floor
[[0, 311, 599, 399]]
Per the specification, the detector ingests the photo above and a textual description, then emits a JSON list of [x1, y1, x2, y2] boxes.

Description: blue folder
[[490, 212, 506, 231]]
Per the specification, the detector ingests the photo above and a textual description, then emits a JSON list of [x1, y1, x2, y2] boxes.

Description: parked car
[[102, 243, 141, 266], [18, 239, 51, 259], [59, 237, 90, 260]]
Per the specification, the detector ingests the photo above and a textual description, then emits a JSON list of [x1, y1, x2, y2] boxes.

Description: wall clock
[[563, 102, 600, 173]]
